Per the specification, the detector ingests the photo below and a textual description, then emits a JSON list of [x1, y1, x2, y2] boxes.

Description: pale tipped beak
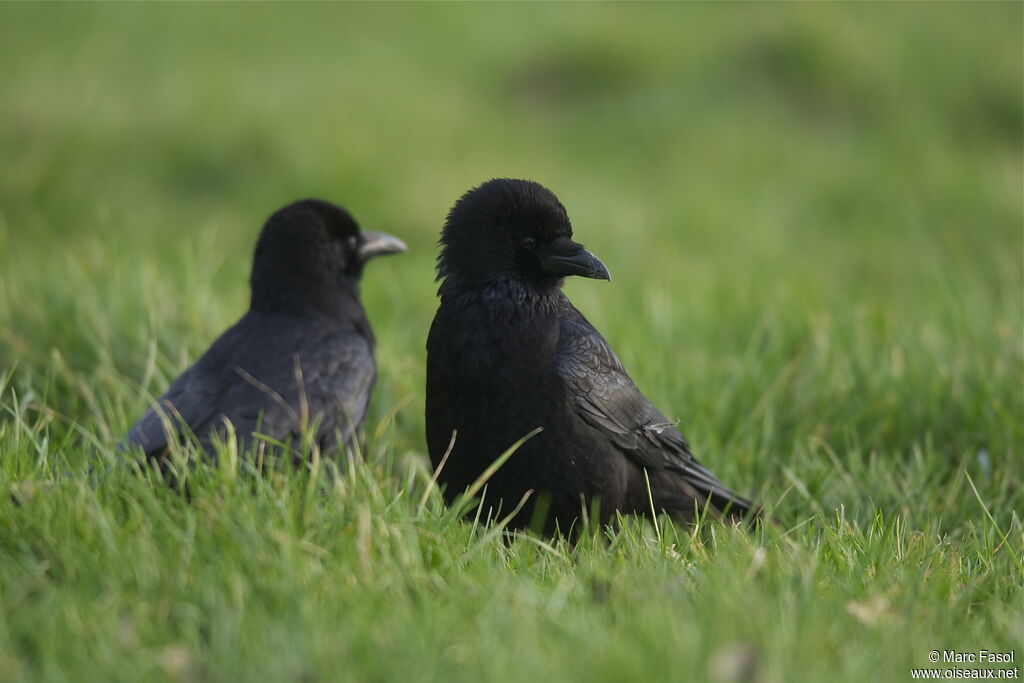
[[358, 231, 407, 262]]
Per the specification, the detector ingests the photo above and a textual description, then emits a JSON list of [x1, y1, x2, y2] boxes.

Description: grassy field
[[0, 4, 1021, 682]]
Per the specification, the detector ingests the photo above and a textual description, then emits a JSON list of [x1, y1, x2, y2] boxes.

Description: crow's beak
[[538, 239, 611, 281], [358, 231, 407, 262]]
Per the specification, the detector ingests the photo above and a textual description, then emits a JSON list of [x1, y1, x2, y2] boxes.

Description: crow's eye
[[347, 236, 359, 250], [521, 236, 537, 250]]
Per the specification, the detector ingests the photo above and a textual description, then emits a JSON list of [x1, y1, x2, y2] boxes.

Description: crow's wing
[[123, 312, 374, 455], [220, 323, 375, 449], [555, 300, 752, 512], [123, 361, 225, 455]]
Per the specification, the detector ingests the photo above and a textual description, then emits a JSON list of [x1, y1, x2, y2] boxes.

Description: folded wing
[[555, 300, 753, 516], [123, 313, 374, 456]]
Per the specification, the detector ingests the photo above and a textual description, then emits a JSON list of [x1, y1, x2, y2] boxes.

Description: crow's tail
[[671, 457, 759, 521]]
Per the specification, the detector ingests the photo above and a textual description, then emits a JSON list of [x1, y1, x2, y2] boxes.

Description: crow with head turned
[[124, 199, 406, 462], [426, 179, 755, 532]]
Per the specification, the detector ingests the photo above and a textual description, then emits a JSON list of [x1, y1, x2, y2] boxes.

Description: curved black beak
[[538, 238, 611, 281], [358, 231, 407, 262]]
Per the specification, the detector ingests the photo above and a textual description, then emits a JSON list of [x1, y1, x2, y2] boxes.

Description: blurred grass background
[[0, 3, 1020, 682]]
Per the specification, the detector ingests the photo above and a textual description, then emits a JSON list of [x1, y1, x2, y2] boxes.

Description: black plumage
[[425, 179, 754, 531], [124, 199, 406, 461]]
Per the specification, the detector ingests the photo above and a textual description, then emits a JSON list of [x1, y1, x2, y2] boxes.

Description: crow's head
[[250, 199, 406, 312], [438, 179, 610, 290]]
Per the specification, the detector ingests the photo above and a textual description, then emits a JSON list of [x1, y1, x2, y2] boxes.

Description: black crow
[[124, 199, 406, 462], [426, 179, 754, 531]]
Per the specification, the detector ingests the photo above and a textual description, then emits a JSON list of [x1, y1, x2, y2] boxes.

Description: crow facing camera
[[426, 178, 755, 533]]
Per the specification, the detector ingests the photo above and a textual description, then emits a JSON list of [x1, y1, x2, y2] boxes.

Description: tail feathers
[[705, 486, 757, 520], [673, 459, 759, 520]]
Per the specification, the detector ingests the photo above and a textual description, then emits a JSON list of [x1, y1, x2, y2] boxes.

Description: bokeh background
[[3, 2, 1020, 483], [0, 3, 1020, 682]]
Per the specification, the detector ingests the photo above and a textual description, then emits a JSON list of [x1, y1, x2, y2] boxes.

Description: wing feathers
[[122, 312, 374, 456], [555, 299, 752, 516]]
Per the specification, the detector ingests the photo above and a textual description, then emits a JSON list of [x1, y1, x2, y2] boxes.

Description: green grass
[[0, 3, 1021, 682]]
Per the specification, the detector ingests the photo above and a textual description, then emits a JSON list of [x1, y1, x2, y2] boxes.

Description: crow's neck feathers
[[437, 271, 564, 318], [250, 268, 365, 320]]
